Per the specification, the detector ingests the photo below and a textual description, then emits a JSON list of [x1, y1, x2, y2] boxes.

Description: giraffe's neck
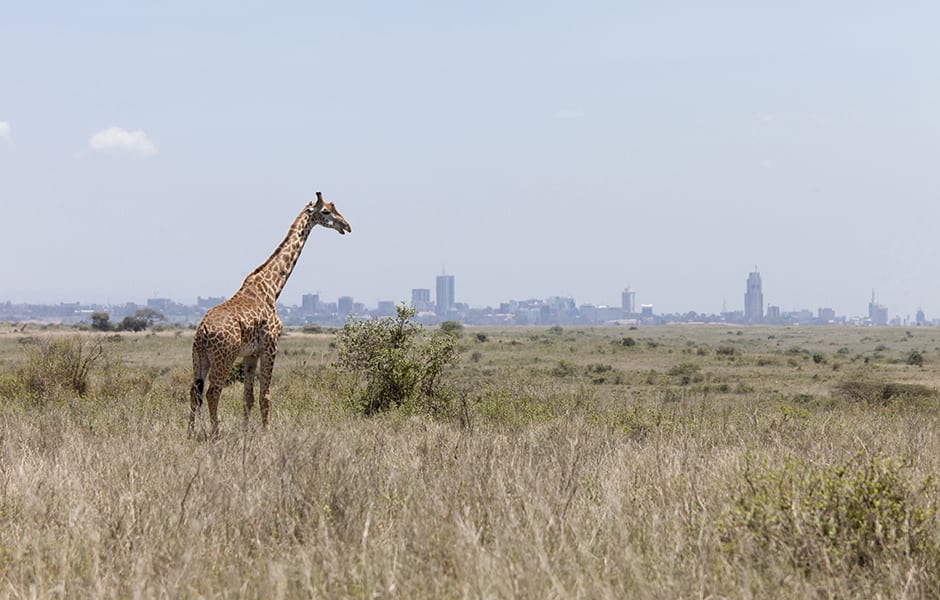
[[238, 208, 315, 305]]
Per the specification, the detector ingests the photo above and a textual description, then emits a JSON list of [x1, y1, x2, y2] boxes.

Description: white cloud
[[88, 126, 158, 157], [553, 108, 585, 120], [0, 121, 11, 144]]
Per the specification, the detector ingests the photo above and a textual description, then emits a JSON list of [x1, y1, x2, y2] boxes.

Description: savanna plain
[[2, 321, 940, 598]]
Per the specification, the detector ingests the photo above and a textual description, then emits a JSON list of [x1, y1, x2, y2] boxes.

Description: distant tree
[[119, 316, 148, 332], [134, 308, 166, 326], [117, 308, 166, 332], [439, 320, 464, 338], [90, 312, 112, 331]]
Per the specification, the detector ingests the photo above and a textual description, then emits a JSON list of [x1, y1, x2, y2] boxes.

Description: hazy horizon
[[2, 3, 939, 319]]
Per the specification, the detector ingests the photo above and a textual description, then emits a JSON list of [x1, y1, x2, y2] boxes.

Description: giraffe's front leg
[[258, 346, 278, 428], [242, 356, 258, 426]]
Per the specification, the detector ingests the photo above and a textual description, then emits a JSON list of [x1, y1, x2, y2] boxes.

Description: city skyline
[[1, 266, 928, 326]]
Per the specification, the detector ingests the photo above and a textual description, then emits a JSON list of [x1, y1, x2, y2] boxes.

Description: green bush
[[907, 350, 925, 367], [439, 320, 464, 338], [725, 453, 940, 576], [550, 360, 578, 378], [833, 376, 935, 405], [90, 312, 111, 331], [335, 305, 458, 415], [667, 362, 702, 385]]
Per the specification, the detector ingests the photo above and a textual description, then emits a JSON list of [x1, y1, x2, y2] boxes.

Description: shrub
[[907, 350, 925, 367], [586, 363, 622, 385], [550, 360, 578, 378], [2, 337, 104, 399], [667, 362, 702, 385], [90, 312, 111, 331], [833, 376, 935, 405], [119, 315, 149, 332], [439, 320, 464, 338], [335, 305, 458, 414], [619, 336, 636, 347], [725, 453, 940, 576]]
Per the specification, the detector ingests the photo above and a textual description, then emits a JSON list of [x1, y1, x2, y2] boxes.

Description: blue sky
[[2, 2, 939, 319]]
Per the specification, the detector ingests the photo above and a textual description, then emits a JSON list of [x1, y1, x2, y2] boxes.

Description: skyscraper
[[301, 293, 320, 314], [411, 288, 431, 311], [621, 286, 636, 314], [868, 290, 888, 325], [435, 272, 455, 316], [744, 268, 763, 323]]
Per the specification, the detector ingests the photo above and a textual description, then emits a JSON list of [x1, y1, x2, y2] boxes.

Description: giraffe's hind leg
[[189, 345, 210, 438], [242, 356, 258, 427], [205, 355, 235, 439]]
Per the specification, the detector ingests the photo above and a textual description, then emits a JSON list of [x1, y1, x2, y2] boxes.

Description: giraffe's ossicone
[[189, 192, 351, 438]]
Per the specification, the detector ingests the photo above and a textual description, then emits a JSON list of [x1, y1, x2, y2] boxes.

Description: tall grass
[[0, 326, 939, 597]]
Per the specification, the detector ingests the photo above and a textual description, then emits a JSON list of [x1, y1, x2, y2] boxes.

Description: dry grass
[[1, 324, 940, 597]]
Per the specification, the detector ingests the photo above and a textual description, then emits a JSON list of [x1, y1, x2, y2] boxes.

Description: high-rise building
[[868, 290, 888, 325], [621, 286, 636, 314], [338, 296, 354, 316], [301, 293, 320, 313], [744, 268, 763, 323], [435, 273, 455, 316], [411, 288, 431, 311]]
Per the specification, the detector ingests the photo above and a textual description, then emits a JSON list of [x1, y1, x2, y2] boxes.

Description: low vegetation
[[334, 305, 458, 414], [1, 323, 939, 597]]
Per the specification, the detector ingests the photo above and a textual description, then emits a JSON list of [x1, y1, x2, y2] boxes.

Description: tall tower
[[744, 267, 763, 323], [435, 269, 455, 316], [621, 285, 636, 314], [868, 289, 888, 325]]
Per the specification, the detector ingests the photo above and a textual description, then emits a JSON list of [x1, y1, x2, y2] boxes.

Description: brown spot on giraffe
[[189, 192, 351, 438]]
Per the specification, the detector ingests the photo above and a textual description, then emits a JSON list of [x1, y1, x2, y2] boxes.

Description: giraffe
[[189, 192, 351, 438]]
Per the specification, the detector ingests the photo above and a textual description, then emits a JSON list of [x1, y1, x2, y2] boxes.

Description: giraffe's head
[[307, 191, 352, 235]]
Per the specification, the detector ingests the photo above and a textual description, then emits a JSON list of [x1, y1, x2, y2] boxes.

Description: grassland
[[2, 322, 940, 598]]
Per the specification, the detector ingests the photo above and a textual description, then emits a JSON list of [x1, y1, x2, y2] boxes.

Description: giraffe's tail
[[190, 325, 211, 408]]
